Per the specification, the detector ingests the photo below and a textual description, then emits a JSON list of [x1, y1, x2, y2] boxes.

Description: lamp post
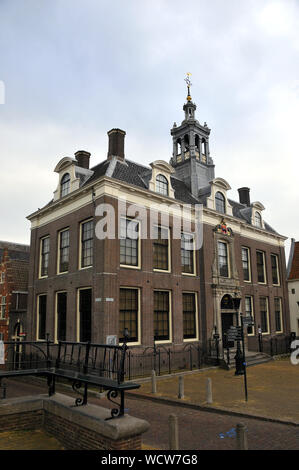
[[232, 296, 244, 376]]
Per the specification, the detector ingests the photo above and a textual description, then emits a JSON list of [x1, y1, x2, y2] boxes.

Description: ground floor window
[[183, 293, 197, 339], [119, 288, 139, 343], [56, 292, 67, 342], [154, 291, 170, 341], [260, 297, 269, 334], [274, 297, 283, 333], [78, 288, 92, 342]]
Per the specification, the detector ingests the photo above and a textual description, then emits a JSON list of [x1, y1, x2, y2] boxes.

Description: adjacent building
[[26, 89, 290, 358], [0, 241, 30, 342], [287, 239, 299, 336]]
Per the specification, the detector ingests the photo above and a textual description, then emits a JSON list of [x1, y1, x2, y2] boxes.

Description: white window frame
[[54, 291, 67, 344], [39, 236, 50, 279], [153, 289, 172, 345], [79, 218, 94, 270], [182, 291, 199, 342], [0, 296, 6, 319], [257, 250, 267, 285], [181, 232, 196, 276], [153, 225, 171, 273], [119, 287, 141, 346], [76, 287, 92, 343], [271, 254, 280, 286], [36, 294, 47, 341], [119, 218, 141, 270], [242, 247, 251, 283], [260, 297, 270, 335], [218, 240, 230, 278], [274, 297, 283, 333], [57, 228, 70, 274]]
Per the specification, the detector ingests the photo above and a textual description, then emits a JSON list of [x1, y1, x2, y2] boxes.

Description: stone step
[[221, 352, 273, 370]]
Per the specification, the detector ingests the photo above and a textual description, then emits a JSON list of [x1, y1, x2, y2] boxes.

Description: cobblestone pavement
[[132, 359, 299, 424], [0, 430, 64, 450], [2, 377, 299, 450]]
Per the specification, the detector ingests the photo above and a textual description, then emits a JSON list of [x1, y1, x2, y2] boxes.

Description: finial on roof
[[184, 72, 192, 101]]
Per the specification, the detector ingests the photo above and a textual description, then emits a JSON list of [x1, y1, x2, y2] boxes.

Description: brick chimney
[[75, 150, 91, 169], [238, 187, 250, 206], [107, 128, 126, 161]]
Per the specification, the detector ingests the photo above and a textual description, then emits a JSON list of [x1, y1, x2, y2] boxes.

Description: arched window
[[202, 139, 206, 155], [176, 138, 182, 155], [184, 134, 189, 152], [156, 174, 168, 196], [255, 211, 262, 228], [215, 191, 226, 214], [61, 173, 70, 197]]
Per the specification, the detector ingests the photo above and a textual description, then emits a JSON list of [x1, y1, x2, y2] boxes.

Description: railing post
[[168, 348, 171, 375], [46, 333, 51, 369], [169, 414, 179, 450], [236, 423, 248, 450], [83, 341, 91, 375], [158, 349, 161, 376], [270, 338, 273, 356], [56, 341, 62, 368], [189, 346, 193, 371]]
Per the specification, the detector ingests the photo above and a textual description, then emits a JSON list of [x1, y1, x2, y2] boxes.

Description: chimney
[[238, 187, 250, 206], [75, 150, 91, 169], [107, 128, 126, 161]]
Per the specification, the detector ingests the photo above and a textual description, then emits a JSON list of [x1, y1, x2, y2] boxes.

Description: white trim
[[119, 217, 141, 270], [271, 254, 280, 286], [153, 225, 171, 273], [241, 246, 251, 283], [39, 235, 50, 279], [257, 250, 267, 284], [153, 289, 172, 344], [76, 287, 92, 343], [57, 228, 70, 275], [78, 218, 93, 270], [274, 297, 283, 333], [119, 286, 141, 346]]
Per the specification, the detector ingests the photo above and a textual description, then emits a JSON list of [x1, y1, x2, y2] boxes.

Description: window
[[215, 191, 225, 214], [153, 226, 170, 271], [61, 173, 70, 197], [120, 218, 139, 267], [181, 233, 195, 275], [156, 174, 168, 196], [218, 241, 229, 277], [78, 288, 92, 342], [255, 211, 262, 228], [292, 288, 295, 294], [242, 247, 251, 282], [56, 292, 67, 342], [154, 291, 170, 341], [0, 296, 6, 319], [257, 251, 266, 284], [40, 236, 50, 277], [80, 219, 93, 268], [260, 297, 269, 334], [119, 288, 139, 343], [183, 293, 197, 339], [274, 298, 283, 333], [58, 229, 70, 273], [271, 254, 280, 286], [37, 294, 47, 340], [244, 296, 254, 335]]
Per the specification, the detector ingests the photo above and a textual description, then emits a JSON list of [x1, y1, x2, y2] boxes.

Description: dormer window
[[156, 174, 169, 196], [215, 191, 226, 214], [61, 173, 70, 197], [255, 211, 262, 228]]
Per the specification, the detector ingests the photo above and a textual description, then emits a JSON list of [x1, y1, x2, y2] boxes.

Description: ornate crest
[[214, 219, 233, 236]]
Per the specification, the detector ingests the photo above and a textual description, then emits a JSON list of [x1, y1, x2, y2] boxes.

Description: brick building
[[0, 241, 30, 342], [26, 90, 290, 359]]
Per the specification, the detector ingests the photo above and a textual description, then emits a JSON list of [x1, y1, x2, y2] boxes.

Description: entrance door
[[222, 313, 234, 349]]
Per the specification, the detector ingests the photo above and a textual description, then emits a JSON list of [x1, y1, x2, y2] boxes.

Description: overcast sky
[[0, 0, 298, 260]]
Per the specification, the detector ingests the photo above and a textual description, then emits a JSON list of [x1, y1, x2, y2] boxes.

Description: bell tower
[[170, 74, 215, 197]]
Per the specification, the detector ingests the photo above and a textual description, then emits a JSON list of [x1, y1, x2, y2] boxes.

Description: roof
[[288, 241, 299, 280], [0, 241, 30, 262]]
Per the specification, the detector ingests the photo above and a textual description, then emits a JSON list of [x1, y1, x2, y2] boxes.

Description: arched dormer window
[[156, 174, 168, 196], [61, 173, 70, 197], [215, 191, 226, 214], [255, 211, 262, 228]]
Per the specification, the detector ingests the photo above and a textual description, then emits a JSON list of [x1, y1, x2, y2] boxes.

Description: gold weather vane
[[184, 72, 192, 101]]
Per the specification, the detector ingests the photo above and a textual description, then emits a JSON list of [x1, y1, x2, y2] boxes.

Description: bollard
[[206, 377, 212, 404], [236, 423, 248, 450], [169, 414, 179, 450], [151, 369, 157, 394], [178, 375, 184, 399]]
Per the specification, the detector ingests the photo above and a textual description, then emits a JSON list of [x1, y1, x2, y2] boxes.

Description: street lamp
[[232, 296, 244, 376]]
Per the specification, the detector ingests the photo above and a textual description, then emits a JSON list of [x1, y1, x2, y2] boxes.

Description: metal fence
[[125, 343, 204, 380]]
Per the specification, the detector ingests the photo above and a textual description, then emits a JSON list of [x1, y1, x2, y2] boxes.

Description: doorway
[[221, 313, 234, 349]]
